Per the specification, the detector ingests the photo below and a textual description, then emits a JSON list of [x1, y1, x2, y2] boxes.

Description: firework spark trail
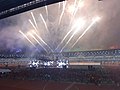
[[56, 0, 83, 51], [55, 1, 66, 51], [74, 0, 77, 6], [73, 0, 83, 16], [31, 12, 38, 28], [58, 1, 67, 25], [60, 26, 81, 52], [29, 33, 48, 52], [56, 17, 85, 51], [32, 31, 54, 52], [69, 0, 83, 25], [45, 6, 48, 19], [19, 30, 36, 47], [58, 2, 62, 15], [55, 26, 74, 50], [71, 19, 99, 49], [29, 17, 50, 52], [73, 0, 77, 15], [40, 14, 49, 32], [58, 2, 61, 9], [29, 19, 38, 32], [60, 32, 76, 52]]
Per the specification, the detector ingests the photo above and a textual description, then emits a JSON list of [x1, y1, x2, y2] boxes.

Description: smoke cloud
[[0, 0, 120, 53]]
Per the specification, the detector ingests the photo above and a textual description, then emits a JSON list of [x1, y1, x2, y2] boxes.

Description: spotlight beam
[[19, 30, 36, 47], [29, 33, 48, 53], [40, 13, 49, 32]]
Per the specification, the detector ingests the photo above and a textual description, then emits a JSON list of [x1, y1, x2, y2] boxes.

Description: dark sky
[[0, 0, 120, 53]]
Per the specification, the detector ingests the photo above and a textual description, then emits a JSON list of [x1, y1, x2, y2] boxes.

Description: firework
[[31, 12, 38, 28], [55, 26, 74, 51], [40, 13, 49, 32], [28, 19, 38, 32], [60, 31, 76, 52], [45, 6, 48, 19], [69, 0, 84, 25], [67, 0, 77, 15], [28, 32, 48, 52], [58, 1, 67, 25], [58, 2, 61, 9], [73, 0, 84, 16], [32, 31, 54, 52], [60, 18, 86, 52], [56, 18, 85, 51], [73, 0, 77, 8], [71, 16, 101, 49], [19, 30, 36, 47]]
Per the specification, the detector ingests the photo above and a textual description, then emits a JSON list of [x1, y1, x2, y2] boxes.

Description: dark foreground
[[0, 65, 120, 90], [0, 79, 119, 90]]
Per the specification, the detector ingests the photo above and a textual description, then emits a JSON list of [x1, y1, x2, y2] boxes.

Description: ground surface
[[0, 65, 120, 90], [0, 79, 119, 90]]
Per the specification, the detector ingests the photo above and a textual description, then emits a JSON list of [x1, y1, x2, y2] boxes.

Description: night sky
[[0, 0, 120, 53]]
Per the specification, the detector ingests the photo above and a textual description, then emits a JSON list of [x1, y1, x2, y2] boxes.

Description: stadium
[[0, 0, 120, 90]]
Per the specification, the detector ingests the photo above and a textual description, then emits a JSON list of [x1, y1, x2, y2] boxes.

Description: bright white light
[[26, 30, 34, 35], [92, 16, 101, 22], [67, 0, 84, 15], [71, 16, 101, 49], [45, 6, 48, 19], [60, 18, 86, 52], [57, 61, 66, 68], [29, 61, 39, 68], [47, 62, 50, 66], [73, 18, 86, 32], [78, 1, 84, 8], [44, 62, 51, 66], [44, 62, 47, 66], [57, 60, 67, 68], [67, 5, 76, 14]]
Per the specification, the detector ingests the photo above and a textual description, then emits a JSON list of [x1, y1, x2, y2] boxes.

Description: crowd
[[104, 66, 120, 86], [0, 66, 113, 85]]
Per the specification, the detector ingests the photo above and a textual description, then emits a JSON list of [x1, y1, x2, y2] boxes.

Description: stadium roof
[[0, 0, 65, 19]]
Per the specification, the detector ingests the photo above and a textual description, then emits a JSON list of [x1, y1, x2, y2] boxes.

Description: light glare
[[92, 16, 101, 22], [73, 18, 86, 32], [67, 5, 76, 14]]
